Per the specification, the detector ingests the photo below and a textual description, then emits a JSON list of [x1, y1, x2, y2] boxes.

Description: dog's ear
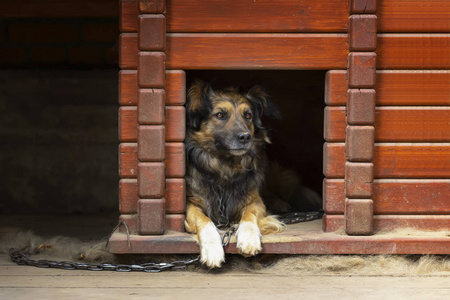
[[246, 85, 281, 120], [186, 80, 214, 130]]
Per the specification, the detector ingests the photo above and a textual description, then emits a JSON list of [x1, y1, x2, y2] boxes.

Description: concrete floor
[[1, 215, 449, 299]]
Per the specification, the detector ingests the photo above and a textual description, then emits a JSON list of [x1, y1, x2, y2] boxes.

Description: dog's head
[[186, 80, 280, 156]]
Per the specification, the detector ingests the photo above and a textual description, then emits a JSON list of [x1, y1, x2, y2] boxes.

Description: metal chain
[[9, 247, 200, 273], [9, 211, 322, 272], [278, 210, 324, 225]]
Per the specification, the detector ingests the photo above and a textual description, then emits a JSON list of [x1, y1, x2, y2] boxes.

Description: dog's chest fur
[[186, 137, 266, 227]]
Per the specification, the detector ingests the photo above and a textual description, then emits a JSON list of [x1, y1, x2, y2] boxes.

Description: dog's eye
[[215, 112, 225, 119], [244, 112, 252, 120]]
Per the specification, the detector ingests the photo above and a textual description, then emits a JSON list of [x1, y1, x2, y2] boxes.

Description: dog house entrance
[[186, 70, 326, 213]]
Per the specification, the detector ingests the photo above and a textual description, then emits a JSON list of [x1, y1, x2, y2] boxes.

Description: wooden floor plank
[[1, 282, 449, 300]]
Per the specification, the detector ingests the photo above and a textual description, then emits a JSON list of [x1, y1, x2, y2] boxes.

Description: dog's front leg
[[236, 189, 265, 257], [185, 201, 224, 268]]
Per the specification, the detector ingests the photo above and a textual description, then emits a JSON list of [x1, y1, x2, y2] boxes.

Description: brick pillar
[[345, 0, 377, 235], [137, 1, 187, 233], [136, 1, 167, 235], [117, 0, 186, 235]]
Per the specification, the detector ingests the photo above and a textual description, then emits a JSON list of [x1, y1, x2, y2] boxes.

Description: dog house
[[109, 0, 450, 255]]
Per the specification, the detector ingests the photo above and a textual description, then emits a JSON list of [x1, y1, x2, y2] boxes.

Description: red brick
[[166, 70, 186, 105], [138, 52, 165, 88], [119, 179, 138, 213], [166, 214, 185, 232], [165, 106, 186, 142], [138, 162, 165, 198], [68, 46, 104, 65], [8, 22, 79, 43], [138, 125, 165, 161], [349, 0, 377, 14], [345, 162, 374, 198], [139, 0, 165, 13], [348, 15, 377, 52], [348, 53, 377, 88], [138, 89, 165, 124], [165, 143, 185, 178], [0, 47, 27, 66], [347, 89, 376, 125], [138, 199, 166, 234], [119, 33, 138, 69], [118, 214, 138, 234], [139, 14, 165, 51], [119, 143, 138, 178], [83, 22, 119, 43], [30, 47, 66, 64], [118, 106, 138, 142], [119, 70, 138, 105], [345, 199, 374, 235], [345, 126, 375, 162], [322, 214, 344, 233], [165, 178, 186, 214]]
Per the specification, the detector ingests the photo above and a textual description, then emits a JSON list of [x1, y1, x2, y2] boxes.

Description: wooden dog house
[[109, 0, 450, 255]]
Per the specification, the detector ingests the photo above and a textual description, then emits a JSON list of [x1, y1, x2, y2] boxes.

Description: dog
[[184, 80, 285, 268]]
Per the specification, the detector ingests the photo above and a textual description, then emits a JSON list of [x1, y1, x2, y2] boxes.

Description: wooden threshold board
[[108, 220, 450, 255]]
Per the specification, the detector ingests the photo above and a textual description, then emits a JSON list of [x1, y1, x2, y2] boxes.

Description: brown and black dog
[[184, 80, 284, 268]]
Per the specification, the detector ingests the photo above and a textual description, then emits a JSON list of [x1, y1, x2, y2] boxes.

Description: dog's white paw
[[198, 222, 225, 268], [236, 221, 262, 257]]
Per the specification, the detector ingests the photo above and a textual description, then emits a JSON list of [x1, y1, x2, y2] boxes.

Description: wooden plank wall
[[118, 0, 450, 237], [324, 0, 450, 233]]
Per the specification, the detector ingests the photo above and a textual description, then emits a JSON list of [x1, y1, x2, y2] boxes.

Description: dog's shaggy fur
[[184, 80, 285, 268]]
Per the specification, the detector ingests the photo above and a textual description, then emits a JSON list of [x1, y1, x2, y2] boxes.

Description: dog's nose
[[237, 132, 252, 144]]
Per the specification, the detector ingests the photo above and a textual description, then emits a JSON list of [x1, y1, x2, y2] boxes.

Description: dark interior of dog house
[[186, 70, 326, 209]]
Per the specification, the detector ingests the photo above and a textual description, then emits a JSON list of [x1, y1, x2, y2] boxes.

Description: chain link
[[9, 211, 322, 272], [278, 210, 324, 225]]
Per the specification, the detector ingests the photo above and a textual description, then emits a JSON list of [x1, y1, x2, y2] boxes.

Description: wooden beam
[[324, 215, 450, 233], [120, 0, 139, 32], [377, 34, 450, 70], [324, 179, 450, 214], [165, 0, 348, 33], [118, 34, 450, 70], [109, 221, 450, 254], [324, 143, 450, 179], [166, 33, 348, 70], [325, 107, 450, 142], [326, 71, 450, 106], [378, 0, 450, 33]]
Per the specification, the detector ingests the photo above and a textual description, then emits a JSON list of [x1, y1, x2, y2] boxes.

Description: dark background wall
[[0, 0, 121, 214]]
